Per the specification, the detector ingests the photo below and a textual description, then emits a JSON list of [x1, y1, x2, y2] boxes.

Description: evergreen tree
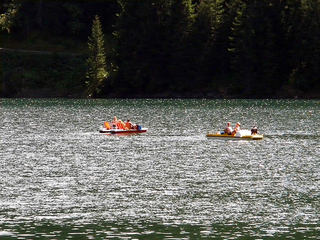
[[164, 0, 195, 92], [228, 0, 252, 93], [1, 0, 320, 97], [86, 15, 108, 97], [228, 0, 284, 96], [0, 0, 20, 33], [114, 0, 161, 94], [114, 0, 196, 94], [191, 0, 227, 91], [288, 0, 320, 92]]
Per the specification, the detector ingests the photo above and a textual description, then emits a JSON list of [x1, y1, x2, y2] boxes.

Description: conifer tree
[[0, 0, 20, 33], [288, 0, 320, 92], [86, 15, 108, 97], [228, 0, 280, 95]]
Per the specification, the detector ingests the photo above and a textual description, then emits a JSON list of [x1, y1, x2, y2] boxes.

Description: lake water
[[0, 98, 319, 239]]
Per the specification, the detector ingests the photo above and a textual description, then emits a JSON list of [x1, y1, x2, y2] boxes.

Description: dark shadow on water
[[0, 221, 319, 239]]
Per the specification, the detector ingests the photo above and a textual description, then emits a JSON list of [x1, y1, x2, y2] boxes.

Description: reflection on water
[[0, 99, 319, 239], [1, 221, 319, 239]]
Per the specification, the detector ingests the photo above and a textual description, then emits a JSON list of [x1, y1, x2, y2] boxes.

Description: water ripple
[[0, 99, 319, 239]]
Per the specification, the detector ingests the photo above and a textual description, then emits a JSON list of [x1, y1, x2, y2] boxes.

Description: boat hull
[[99, 128, 147, 134], [206, 133, 263, 140]]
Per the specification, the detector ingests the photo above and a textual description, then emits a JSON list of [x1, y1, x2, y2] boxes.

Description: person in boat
[[117, 120, 126, 129], [251, 126, 258, 135], [125, 119, 134, 129], [112, 116, 118, 129], [224, 122, 233, 135], [232, 122, 241, 135]]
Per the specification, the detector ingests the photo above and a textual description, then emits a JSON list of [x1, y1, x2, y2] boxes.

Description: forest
[[0, 0, 319, 98]]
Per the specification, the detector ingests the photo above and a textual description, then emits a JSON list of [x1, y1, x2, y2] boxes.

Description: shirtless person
[[224, 122, 233, 135], [232, 122, 241, 135]]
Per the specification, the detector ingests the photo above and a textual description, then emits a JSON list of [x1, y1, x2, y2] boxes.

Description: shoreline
[[1, 94, 319, 100]]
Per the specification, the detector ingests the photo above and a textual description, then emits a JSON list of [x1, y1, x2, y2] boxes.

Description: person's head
[[113, 116, 117, 121], [236, 122, 240, 126], [227, 122, 231, 126], [127, 119, 130, 122]]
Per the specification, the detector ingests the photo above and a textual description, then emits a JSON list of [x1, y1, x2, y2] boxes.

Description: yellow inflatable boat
[[206, 130, 263, 140]]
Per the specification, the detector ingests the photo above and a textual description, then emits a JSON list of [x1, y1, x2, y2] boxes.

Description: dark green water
[[1, 99, 319, 239]]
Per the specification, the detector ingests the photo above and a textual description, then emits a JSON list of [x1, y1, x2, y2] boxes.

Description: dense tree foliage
[[0, 0, 20, 33], [0, 0, 319, 98], [86, 15, 108, 97]]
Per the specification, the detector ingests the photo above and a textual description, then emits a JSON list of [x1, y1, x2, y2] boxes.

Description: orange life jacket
[[117, 122, 125, 129], [104, 121, 111, 130], [125, 122, 132, 129]]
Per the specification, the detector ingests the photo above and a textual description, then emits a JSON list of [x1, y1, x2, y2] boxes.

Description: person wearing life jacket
[[224, 122, 233, 135], [125, 119, 133, 129], [120, 120, 126, 129], [117, 120, 126, 129], [232, 122, 241, 135]]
